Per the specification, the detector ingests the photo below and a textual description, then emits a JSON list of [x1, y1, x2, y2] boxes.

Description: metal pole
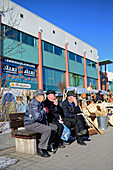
[[100, 64, 102, 90]]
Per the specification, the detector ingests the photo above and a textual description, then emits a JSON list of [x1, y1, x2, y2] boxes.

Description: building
[[0, 0, 101, 92]]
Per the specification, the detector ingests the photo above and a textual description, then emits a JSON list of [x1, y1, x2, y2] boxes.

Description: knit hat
[[33, 89, 45, 97]]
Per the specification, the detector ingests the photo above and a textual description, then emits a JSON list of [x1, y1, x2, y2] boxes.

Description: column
[[38, 32, 43, 90], [0, 14, 1, 88], [84, 51, 87, 88], [65, 43, 69, 88], [97, 59, 101, 90]]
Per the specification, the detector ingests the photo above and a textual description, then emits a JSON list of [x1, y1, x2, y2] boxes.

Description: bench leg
[[15, 137, 37, 154]]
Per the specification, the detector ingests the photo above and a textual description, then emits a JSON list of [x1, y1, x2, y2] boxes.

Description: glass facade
[[87, 77, 97, 89], [2, 24, 37, 47], [43, 67, 65, 91], [43, 41, 64, 57], [22, 32, 34, 46], [86, 59, 96, 68], [69, 52, 82, 63], [69, 73, 84, 88], [5, 26, 20, 42], [54, 45, 63, 56], [44, 41, 53, 53]]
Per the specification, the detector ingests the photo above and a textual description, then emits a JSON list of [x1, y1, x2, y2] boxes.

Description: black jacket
[[43, 98, 64, 123], [61, 98, 82, 118]]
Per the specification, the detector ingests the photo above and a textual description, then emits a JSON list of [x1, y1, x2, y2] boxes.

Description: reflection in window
[[22, 33, 34, 46], [43, 67, 65, 91], [54, 46, 63, 56], [86, 59, 96, 68], [5, 26, 20, 41], [44, 42, 53, 53], [69, 73, 84, 88], [87, 77, 97, 89]]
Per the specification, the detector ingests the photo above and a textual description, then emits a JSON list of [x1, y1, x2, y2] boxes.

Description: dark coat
[[24, 98, 46, 126], [43, 98, 64, 123], [61, 98, 82, 118]]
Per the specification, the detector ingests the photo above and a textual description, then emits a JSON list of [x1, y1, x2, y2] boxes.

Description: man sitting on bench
[[24, 89, 57, 157]]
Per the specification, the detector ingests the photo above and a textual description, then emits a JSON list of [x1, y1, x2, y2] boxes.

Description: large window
[[69, 52, 82, 63], [87, 77, 97, 89], [54, 46, 63, 56], [44, 42, 53, 53], [5, 26, 20, 41], [86, 59, 96, 68], [43, 67, 65, 91], [22, 33, 34, 46], [69, 73, 84, 88]]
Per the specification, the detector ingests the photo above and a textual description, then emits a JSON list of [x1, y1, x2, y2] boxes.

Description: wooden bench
[[9, 113, 40, 154]]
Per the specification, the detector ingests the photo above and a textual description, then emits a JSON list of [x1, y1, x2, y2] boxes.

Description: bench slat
[[12, 129, 38, 136], [9, 120, 24, 129], [9, 113, 25, 121]]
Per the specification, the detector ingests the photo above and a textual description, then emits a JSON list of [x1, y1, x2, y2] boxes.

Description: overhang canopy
[[99, 60, 113, 65]]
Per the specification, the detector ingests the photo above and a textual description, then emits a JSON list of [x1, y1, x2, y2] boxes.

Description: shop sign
[[2, 64, 18, 74], [10, 82, 31, 88], [23, 68, 35, 77]]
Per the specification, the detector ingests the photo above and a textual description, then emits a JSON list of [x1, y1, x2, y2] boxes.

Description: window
[[76, 55, 82, 63], [43, 67, 65, 91], [5, 26, 20, 41], [86, 59, 96, 68], [54, 46, 63, 56], [22, 33, 34, 46], [87, 77, 97, 89], [69, 73, 84, 88], [44, 42, 53, 53], [69, 52, 75, 61]]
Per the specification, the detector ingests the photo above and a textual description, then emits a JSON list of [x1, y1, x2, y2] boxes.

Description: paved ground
[[0, 126, 113, 170]]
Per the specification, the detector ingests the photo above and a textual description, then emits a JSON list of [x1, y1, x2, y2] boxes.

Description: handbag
[[59, 120, 71, 141]]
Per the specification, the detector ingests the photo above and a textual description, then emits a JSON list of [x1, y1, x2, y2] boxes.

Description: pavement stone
[[0, 126, 113, 170]]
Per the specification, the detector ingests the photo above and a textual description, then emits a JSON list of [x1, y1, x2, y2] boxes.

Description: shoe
[[58, 142, 65, 148], [63, 141, 70, 145], [77, 137, 86, 146], [47, 145, 57, 153], [82, 137, 91, 141], [78, 129, 87, 136], [37, 148, 51, 157]]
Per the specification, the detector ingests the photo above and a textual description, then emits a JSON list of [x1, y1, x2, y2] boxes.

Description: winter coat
[[61, 98, 82, 118], [43, 98, 64, 123], [24, 98, 46, 126]]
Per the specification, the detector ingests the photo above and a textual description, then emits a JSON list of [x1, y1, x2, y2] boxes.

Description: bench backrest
[[9, 113, 25, 130]]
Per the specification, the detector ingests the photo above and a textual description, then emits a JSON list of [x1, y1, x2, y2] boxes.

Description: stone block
[[15, 137, 37, 154]]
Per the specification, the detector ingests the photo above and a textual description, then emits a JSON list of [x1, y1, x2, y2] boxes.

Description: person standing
[[24, 89, 57, 157]]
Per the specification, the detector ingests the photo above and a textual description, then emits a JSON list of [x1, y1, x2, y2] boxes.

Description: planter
[[97, 116, 108, 130]]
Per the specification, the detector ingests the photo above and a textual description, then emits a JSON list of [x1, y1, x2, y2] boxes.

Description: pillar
[[0, 14, 1, 88], [38, 32, 43, 90], [97, 59, 101, 90], [84, 52, 87, 88], [65, 44, 69, 88]]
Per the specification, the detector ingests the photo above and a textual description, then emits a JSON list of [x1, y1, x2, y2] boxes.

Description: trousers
[[25, 122, 57, 150]]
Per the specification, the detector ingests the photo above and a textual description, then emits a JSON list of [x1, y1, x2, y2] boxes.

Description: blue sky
[[12, 0, 113, 72]]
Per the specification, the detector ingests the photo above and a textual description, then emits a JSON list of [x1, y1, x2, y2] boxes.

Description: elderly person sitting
[[61, 91, 89, 146], [24, 89, 57, 157]]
